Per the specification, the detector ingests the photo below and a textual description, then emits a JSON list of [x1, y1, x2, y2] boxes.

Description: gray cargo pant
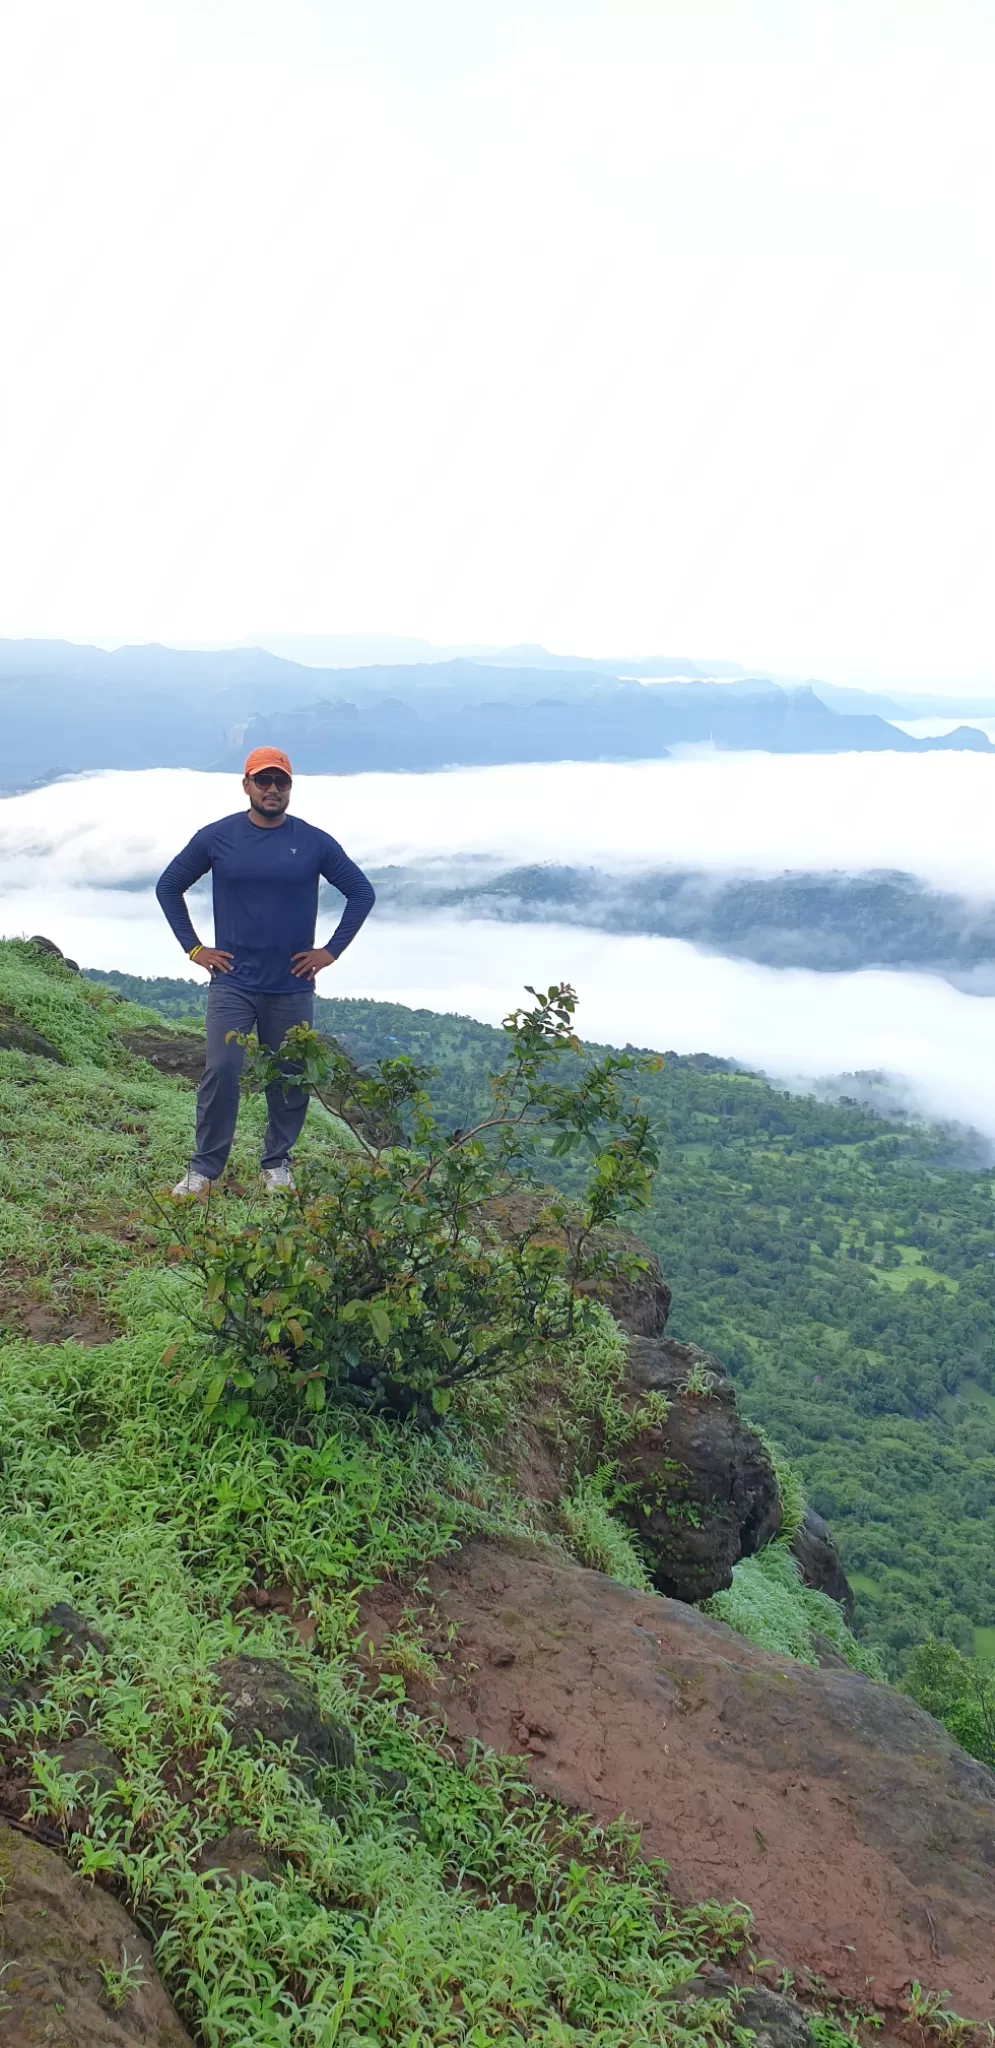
[[190, 981, 314, 1181]]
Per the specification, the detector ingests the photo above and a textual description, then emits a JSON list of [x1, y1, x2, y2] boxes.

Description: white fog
[[3, 752, 995, 1140]]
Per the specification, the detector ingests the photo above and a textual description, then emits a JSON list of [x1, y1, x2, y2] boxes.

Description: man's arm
[[290, 837, 376, 979], [155, 828, 216, 956], [318, 838, 376, 956]]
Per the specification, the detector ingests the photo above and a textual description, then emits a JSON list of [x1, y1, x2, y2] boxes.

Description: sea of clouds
[[4, 751, 995, 894], [4, 752, 995, 1138]]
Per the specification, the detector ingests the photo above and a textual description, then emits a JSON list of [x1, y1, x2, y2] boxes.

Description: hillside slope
[[2, 942, 994, 2039], [88, 971, 995, 1668]]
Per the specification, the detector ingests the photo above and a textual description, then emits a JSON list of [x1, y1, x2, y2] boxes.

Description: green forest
[[89, 970, 995, 1671]]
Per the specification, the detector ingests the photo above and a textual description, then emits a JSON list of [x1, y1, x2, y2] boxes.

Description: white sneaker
[[261, 1162, 296, 1193], [171, 1169, 214, 1198]]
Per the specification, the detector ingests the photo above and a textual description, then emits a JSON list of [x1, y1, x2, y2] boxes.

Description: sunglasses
[[251, 771, 291, 789]]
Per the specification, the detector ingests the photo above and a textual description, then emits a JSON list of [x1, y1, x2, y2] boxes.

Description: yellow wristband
[[188, 944, 204, 960]]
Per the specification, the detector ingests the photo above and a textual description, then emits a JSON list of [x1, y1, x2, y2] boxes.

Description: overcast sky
[[3, 0, 993, 685]]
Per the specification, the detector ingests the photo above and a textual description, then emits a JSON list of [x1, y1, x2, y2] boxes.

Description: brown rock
[[735, 1986, 820, 2048], [51, 1739, 124, 1804], [0, 1819, 192, 2044], [616, 1336, 781, 1600], [197, 1828, 282, 1887], [41, 1605, 108, 1670], [402, 1540, 995, 2016], [214, 1655, 354, 1779], [28, 935, 80, 974]]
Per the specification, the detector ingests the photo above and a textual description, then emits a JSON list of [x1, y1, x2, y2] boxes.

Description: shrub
[[169, 985, 661, 1428], [902, 1637, 995, 1768]]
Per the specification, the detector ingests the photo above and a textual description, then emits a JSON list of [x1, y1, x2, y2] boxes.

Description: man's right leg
[[189, 982, 258, 1181]]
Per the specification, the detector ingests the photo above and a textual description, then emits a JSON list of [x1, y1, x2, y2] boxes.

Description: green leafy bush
[[170, 985, 660, 1428], [902, 1637, 995, 1768]]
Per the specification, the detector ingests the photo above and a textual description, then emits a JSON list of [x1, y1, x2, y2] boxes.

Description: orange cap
[[244, 745, 293, 778]]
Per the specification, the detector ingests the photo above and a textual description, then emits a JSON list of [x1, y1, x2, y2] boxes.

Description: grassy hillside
[[8, 940, 877, 2046], [89, 973, 995, 1670]]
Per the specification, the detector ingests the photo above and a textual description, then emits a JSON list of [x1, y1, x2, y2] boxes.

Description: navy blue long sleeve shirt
[[155, 812, 375, 993]]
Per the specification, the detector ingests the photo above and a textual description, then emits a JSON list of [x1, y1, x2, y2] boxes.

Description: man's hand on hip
[[193, 948, 234, 974], [291, 948, 337, 980]]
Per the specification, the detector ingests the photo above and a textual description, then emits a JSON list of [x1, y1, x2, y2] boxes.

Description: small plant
[[754, 1430, 807, 1543], [97, 1946, 146, 2011], [906, 1982, 978, 2039], [27, 1753, 85, 1830], [678, 1360, 719, 1398], [377, 1621, 443, 1686]]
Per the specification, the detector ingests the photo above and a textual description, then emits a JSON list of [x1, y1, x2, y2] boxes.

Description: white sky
[[2, 0, 994, 685]]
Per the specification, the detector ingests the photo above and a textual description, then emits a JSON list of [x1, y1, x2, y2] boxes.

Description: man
[[155, 746, 375, 1195]]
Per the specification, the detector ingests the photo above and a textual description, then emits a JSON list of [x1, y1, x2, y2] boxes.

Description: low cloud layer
[[5, 884, 995, 1145], [4, 755, 995, 1141], [2, 751, 995, 897]]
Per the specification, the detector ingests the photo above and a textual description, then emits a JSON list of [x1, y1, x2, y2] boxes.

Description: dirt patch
[[0, 1287, 118, 1347], [361, 1541, 995, 2018], [120, 1027, 204, 1086]]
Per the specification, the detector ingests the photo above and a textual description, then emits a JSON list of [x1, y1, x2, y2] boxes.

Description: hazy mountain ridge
[[349, 861, 995, 985], [0, 638, 991, 788]]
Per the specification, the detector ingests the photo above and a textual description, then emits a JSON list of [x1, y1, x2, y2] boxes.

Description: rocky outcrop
[[368, 1540, 995, 2015], [617, 1335, 781, 1601], [214, 1655, 354, 1779], [197, 1828, 284, 1887], [791, 1506, 855, 1621], [0, 1820, 192, 2044], [28, 934, 80, 973]]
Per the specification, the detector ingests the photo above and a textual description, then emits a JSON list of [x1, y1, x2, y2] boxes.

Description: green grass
[[704, 1544, 883, 1677]]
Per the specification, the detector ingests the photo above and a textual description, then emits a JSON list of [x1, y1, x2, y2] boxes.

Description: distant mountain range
[[0, 638, 991, 788]]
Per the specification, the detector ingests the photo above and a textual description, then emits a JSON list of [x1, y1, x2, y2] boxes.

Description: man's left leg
[[256, 988, 315, 1171]]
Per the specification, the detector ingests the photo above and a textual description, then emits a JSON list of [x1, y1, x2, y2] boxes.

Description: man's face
[[243, 768, 292, 818]]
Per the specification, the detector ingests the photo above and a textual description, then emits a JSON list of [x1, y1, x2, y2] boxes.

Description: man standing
[[155, 746, 375, 1195]]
